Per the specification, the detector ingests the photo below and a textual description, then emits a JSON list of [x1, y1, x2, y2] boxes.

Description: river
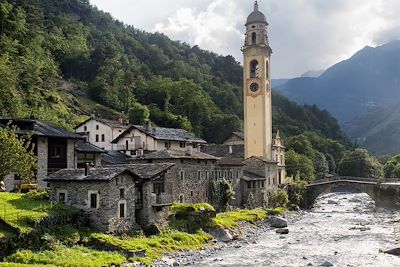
[[194, 192, 400, 267]]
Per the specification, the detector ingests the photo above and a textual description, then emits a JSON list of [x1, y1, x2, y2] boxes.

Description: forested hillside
[[0, 0, 350, 145]]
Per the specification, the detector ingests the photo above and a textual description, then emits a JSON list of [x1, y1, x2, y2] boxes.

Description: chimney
[[137, 148, 144, 157], [186, 146, 193, 156], [85, 163, 90, 176]]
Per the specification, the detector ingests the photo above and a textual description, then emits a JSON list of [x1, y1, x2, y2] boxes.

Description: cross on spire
[[254, 1, 259, 11]]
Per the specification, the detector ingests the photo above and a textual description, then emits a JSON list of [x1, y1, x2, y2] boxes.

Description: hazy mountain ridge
[[278, 40, 400, 123]]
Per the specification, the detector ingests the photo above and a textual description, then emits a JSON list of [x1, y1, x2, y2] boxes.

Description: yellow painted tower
[[242, 1, 273, 160]]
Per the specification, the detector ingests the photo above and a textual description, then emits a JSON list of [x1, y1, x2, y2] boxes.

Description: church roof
[[246, 1, 268, 26]]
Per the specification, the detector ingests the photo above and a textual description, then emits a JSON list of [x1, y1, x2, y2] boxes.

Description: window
[[101, 134, 105, 142], [119, 203, 125, 218], [120, 188, 125, 199], [96, 125, 99, 130], [250, 60, 259, 78], [95, 135, 99, 142], [180, 142, 186, 148], [90, 193, 98, 209], [59, 192, 66, 202], [251, 32, 256, 44], [50, 145, 65, 159], [165, 142, 171, 149]]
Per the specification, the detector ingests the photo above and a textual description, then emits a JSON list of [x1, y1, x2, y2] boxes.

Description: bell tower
[[242, 1, 273, 160]]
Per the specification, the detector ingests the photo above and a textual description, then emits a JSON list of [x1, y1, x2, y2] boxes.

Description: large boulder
[[210, 228, 233, 242], [270, 216, 288, 228]]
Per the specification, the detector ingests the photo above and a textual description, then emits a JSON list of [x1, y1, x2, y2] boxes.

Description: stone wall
[[49, 173, 137, 232], [67, 140, 76, 169], [36, 137, 48, 189]]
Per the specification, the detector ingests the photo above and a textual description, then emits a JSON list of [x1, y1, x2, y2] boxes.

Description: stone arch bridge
[[304, 177, 400, 208]]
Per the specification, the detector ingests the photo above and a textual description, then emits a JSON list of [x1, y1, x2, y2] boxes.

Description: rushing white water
[[195, 192, 400, 267]]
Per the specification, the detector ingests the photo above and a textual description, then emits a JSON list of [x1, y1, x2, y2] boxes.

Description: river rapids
[[194, 192, 400, 267]]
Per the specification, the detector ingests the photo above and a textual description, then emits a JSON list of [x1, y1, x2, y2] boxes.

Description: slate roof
[[102, 151, 132, 165], [231, 132, 244, 140], [74, 117, 129, 130], [201, 144, 244, 158], [0, 119, 83, 139], [218, 157, 244, 166], [45, 163, 174, 182], [139, 149, 219, 160], [243, 170, 266, 181], [112, 125, 206, 144], [75, 140, 105, 154]]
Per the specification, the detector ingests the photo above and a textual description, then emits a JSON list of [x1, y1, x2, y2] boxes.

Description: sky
[[89, 0, 400, 78]]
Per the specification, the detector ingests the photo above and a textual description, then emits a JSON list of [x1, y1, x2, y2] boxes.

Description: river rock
[[328, 200, 338, 205], [270, 216, 288, 228], [383, 247, 400, 256], [276, 228, 289, 234], [210, 228, 233, 242]]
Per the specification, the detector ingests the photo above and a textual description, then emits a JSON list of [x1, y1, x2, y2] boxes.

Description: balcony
[[152, 193, 173, 207], [116, 144, 141, 151]]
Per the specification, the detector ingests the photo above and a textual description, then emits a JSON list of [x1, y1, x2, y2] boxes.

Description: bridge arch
[[304, 178, 378, 209]]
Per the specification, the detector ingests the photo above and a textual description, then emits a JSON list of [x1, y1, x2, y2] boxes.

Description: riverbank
[[153, 211, 298, 267]]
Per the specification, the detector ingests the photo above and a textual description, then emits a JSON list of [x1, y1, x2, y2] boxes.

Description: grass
[[3, 246, 126, 267], [170, 203, 216, 215], [0, 192, 76, 234], [89, 230, 212, 265]]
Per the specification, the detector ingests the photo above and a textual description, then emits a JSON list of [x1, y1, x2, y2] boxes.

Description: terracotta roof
[[45, 163, 174, 182], [201, 144, 244, 158], [74, 118, 129, 130], [0, 119, 83, 140], [139, 149, 219, 160], [112, 125, 206, 144], [102, 151, 132, 165], [75, 140, 105, 154]]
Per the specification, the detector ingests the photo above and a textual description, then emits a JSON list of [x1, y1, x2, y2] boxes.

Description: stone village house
[[0, 119, 83, 191], [45, 163, 174, 232]]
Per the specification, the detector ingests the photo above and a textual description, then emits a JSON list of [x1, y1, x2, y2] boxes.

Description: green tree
[[0, 126, 37, 181], [338, 149, 383, 178], [128, 102, 150, 125], [285, 149, 315, 182], [271, 189, 289, 208]]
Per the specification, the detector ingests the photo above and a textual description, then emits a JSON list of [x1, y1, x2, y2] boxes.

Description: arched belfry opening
[[251, 32, 257, 44], [250, 60, 259, 78]]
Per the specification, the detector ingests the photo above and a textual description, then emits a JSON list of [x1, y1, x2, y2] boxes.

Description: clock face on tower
[[250, 82, 259, 92]]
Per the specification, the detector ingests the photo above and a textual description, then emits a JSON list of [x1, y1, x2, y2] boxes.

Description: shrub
[[271, 189, 289, 208]]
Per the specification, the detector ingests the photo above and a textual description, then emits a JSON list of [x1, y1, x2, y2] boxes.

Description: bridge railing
[[309, 176, 400, 185]]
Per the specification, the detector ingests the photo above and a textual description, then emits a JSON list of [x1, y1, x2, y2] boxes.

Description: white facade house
[[74, 118, 129, 151], [111, 125, 206, 156]]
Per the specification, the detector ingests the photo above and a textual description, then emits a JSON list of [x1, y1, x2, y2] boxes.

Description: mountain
[[300, 70, 324, 78], [343, 103, 400, 155], [0, 0, 350, 146], [277, 41, 400, 123]]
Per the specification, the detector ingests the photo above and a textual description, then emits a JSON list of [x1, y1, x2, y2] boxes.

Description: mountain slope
[[0, 0, 350, 146], [344, 103, 400, 155], [278, 41, 400, 123]]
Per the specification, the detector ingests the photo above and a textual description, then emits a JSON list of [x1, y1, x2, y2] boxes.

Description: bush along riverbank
[[0, 198, 287, 267]]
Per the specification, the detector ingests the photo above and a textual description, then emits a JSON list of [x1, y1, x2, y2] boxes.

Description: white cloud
[[90, 0, 400, 78]]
